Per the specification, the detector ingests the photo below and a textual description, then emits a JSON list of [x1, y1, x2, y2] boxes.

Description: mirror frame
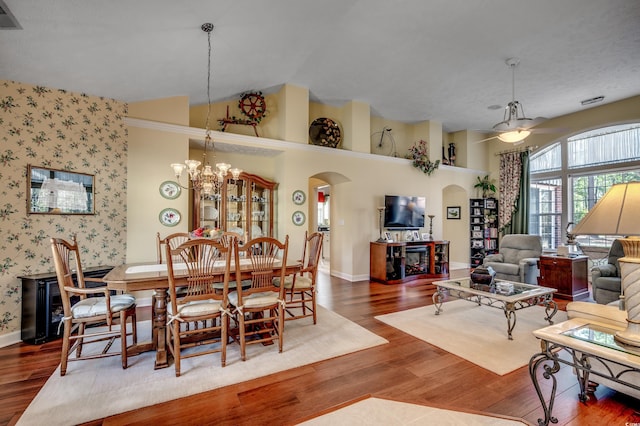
[[27, 165, 95, 215]]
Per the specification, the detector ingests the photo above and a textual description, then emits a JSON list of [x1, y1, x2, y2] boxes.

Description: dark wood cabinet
[[370, 241, 449, 284], [537, 255, 589, 301], [20, 266, 113, 344]]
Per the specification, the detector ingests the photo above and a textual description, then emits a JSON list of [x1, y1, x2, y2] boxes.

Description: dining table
[[102, 258, 301, 369]]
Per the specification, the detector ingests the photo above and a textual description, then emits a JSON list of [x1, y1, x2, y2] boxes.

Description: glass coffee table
[[432, 278, 558, 340]]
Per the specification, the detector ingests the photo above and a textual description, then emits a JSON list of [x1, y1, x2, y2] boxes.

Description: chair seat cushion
[[229, 291, 280, 308], [273, 276, 294, 289], [594, 276, 622, 292], [484, 262, 519, 276], [71, 294, 136, 319], [168, 299, 222, 317], [291, 276, 313, 290], [212, 280, 251, 290]]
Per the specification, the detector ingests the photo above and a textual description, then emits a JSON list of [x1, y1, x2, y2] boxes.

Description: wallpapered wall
[[0, 80, 128, 337]]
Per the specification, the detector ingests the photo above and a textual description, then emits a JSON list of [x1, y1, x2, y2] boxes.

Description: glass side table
[[529, 318, 640, 426]]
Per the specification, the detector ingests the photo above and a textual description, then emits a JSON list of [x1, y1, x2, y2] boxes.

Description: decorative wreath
[[407, 140, 440, 176], [238, 91, 267, 122]]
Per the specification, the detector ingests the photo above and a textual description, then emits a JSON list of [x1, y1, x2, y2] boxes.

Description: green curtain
[[503, 150, 530, 234]]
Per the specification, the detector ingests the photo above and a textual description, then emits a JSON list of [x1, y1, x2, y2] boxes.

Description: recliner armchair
[[482, 234, 542, 284], [591, 239, 624, 305]]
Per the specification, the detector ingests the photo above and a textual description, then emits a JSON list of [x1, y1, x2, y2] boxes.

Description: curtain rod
[[495, 145, 538, 156]]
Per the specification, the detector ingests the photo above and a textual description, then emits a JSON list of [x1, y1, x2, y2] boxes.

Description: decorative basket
[[470, 266, 496, 286]]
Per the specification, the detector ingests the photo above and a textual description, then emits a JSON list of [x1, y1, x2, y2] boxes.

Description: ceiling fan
[[476, 58, 548, 144]]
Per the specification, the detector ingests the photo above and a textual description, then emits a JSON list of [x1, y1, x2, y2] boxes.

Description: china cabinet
[[194, 171, 277, 241]]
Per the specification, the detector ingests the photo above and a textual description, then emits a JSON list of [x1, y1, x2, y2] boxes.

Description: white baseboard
[[135, 296, 152, 307], [0, 330, 21, 348], [450, 261, 470, 271]]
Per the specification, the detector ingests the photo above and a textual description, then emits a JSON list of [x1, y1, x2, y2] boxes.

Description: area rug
[[375, 299, 567, 375], [18, 306, 388, 426], [296, 396, 529, 425]]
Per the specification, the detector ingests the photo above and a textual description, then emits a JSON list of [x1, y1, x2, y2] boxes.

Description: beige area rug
[[375, 299, 567, 375], [18, 306, 387, 426], [297, 396, 530, 425]]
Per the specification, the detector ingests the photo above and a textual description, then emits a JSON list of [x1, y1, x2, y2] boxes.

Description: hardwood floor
[[1, 269, 639, 425]]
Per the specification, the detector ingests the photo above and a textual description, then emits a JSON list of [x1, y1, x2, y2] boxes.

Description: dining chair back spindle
[[166, 238, 233, 376], [51, 235, 137, 376], [229, 236, 289, 361]]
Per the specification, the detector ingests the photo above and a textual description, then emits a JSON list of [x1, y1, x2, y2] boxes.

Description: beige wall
[[176, 128, 482, 280], [127, 98, 191, 263]]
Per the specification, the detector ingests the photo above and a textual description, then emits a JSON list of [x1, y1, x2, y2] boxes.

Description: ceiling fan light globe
[[498, 130, 531, 143]]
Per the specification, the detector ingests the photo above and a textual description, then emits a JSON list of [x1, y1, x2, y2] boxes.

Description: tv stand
[[370, 240, 449, 284]]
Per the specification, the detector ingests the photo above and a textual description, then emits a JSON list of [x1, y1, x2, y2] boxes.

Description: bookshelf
[[469, 197, 499, 267]]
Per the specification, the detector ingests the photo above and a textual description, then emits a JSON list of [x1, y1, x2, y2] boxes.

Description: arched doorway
[[308, 172, 351, 274]]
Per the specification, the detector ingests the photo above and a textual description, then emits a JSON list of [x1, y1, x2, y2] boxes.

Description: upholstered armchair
[[591, 239, 624, 305], [482, 234, 542, 284]]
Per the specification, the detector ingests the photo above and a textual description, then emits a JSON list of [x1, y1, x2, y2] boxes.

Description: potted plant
[[474, 175, 496, 198]]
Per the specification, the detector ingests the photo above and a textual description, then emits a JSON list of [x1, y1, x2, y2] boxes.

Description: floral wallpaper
[[0, 80, 127, 338]]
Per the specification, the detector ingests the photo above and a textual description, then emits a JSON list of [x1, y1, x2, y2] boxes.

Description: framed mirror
[[27, 165, 95, 215]]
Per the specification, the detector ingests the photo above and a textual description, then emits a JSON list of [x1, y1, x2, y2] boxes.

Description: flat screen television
[[384, 195, 425, 229]]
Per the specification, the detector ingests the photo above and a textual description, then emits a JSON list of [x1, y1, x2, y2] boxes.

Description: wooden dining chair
[[166, 238, 233, 376], [213, 232, 250, 293], [220, 231, 243, 248], [157, 232, 191, 264], [51, 236, 137, 376], [276, 231, 323, 323], [229, 236, 289, 361]]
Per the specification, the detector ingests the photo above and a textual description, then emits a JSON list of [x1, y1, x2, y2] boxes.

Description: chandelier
[[170, 23, 241, 196]]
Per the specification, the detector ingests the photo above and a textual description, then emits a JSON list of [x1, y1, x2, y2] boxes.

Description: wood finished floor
[[1, 268, 639, 425]]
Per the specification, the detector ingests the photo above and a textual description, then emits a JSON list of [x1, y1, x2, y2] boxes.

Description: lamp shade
[[571, 182, 640, 236], [497, 130, 530, 143]]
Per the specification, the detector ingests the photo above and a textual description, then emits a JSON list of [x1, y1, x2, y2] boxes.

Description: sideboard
[[370, 240, 449, 284]]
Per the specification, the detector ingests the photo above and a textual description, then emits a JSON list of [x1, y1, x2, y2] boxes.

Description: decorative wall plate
[[309, 117, 341, 148], [292, 189, 306, 205], [292, 210, 306, 226], [159, 181, 181, 199], [159, 208, 181, 227]]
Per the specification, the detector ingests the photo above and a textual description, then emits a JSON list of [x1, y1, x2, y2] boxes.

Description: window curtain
[[499, 150, 530, 234]]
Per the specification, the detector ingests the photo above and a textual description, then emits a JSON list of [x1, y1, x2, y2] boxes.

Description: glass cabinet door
[[225, 177, 247, 238], [200, 193, 221, 230], [250, 181, 270, 240]]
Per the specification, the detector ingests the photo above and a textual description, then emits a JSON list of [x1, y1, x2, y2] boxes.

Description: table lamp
[[571, 181, 640, 346]]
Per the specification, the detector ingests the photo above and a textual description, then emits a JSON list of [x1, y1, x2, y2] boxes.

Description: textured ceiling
[[1, 0, 639, 133]]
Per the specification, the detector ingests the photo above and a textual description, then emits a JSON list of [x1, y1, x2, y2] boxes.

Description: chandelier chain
[[169, 23, 240, 197], [205, 25, 212, 136]]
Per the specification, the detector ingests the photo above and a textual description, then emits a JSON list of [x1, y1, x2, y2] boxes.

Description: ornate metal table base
[[529, 335, 640, 426], [432, 287, 557, 340]]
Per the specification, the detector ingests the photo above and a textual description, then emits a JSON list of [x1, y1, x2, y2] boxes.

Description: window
[[529, 123, 640, 250], [568, 125, 640, 168], [530, 143, 561, 173], [571, 170, 640, 247], [529, 179, 562, 250]]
